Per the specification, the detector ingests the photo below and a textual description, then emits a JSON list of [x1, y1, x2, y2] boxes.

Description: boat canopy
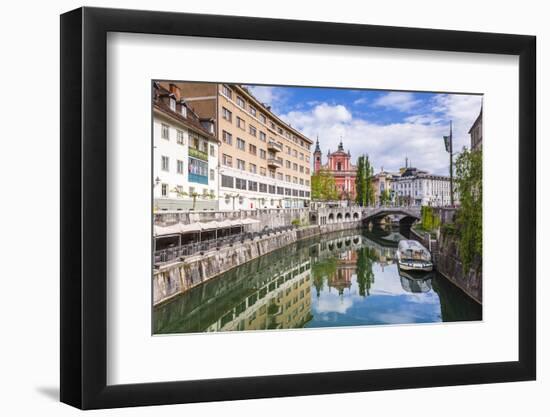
[[398, 239, 431, 261]]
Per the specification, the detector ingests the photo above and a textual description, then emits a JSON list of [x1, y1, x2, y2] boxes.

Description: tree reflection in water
[[154, 228, 481, 335]]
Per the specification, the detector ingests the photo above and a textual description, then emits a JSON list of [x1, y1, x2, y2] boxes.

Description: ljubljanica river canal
[[153, 226, 482, 334]]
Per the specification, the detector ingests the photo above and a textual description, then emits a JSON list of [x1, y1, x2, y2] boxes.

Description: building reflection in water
[[153, 228, 481, 335]]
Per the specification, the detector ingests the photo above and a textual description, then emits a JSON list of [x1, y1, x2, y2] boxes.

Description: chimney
[[169, 83, 181, 101]]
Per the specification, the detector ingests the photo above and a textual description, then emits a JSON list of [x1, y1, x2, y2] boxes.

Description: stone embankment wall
[[153, 221, 362, 306], [411, 227, 481, 304], [436, 232, 482, 304]]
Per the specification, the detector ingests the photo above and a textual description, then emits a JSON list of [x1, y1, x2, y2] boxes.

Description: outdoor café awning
[[154, 218, 260, 237], [154, 222, 202, 237]]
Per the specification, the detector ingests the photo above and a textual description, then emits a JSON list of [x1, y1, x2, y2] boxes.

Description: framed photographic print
[[60, 6, 536, 410]]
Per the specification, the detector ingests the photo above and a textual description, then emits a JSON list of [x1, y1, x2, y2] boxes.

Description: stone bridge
[[309, 206, 421, 226]]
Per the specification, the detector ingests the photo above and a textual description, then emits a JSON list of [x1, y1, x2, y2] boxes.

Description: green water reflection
[[153, 227, 482, 334]]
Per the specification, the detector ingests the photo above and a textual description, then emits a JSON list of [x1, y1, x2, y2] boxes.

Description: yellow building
[[163, 82, 314, 210], [205, 261, 313, 332]]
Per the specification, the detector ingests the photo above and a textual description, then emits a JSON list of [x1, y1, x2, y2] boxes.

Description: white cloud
[[315, 294, 354, 314], [373, 92, 422, 112], [353, 97, 368, 105], [245, 85, 288, 114], [281, 96, 482, 175]]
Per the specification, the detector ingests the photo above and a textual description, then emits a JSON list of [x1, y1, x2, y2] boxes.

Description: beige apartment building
[[161, 82, 314, 210]]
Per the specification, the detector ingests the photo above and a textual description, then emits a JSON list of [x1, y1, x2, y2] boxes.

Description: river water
[[153, 226, 482, 334]]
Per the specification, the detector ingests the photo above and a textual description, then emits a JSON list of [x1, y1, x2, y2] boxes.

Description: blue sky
[[246, 85, 482, 175]]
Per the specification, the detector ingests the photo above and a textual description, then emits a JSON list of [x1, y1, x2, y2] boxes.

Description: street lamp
[[154, 176, 161, 187], [443, 121, 455, 206]]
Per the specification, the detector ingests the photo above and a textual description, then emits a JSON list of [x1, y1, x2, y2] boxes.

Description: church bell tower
[[313, 136, 322, 173]]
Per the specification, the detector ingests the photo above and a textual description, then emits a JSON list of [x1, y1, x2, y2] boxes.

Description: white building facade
[[392, 169, 454, 207], [153, 83, 219, 211]]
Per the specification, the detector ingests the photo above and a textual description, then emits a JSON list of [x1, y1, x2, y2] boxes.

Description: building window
[[292, 149, 298, 157], [236, 117, 245, 130], [248, 181, 258, 191], [176, 129, 185, 144], [277, 186, 284, 195], [305, 180, 310, 186], [188, 158, 208, 183], [299, 152, 304, 160], [222, 85, 232, 99], [221, 175, 234, 188], [259, 113, 266, 124], [259, 131, 266, 142], [249, 125, 257, 136], [299, 178, 304, 185], [293, 163, 298, 171], [237, 138, 246, 150], [161, 156, 169, 171], [169, 98, 176, 111], [277, 173, 283, 180], [299, 165, 304, 173], [177, 160, 184, 174], [259, 149, 266, 159], [175, 185, 183, 197], [285, 175, 291, 182], [286, 146, 291, 155], [237, 96, 245, 108], [210, 144, 215, 157], [249, 163, 257, 174], [268, 185, 276, 194], [222, 154, 232, 167], [222, 107, 232, 122], [305, 167, 310, 174], [210, 169, 215, 180], [161, 123, 170, 140], [259, 183, 267, 192], [286, 160, 291, 169], [222, 130, 232, 145], [237, 159, 245, 170], [260, 167, 266, 176], [249, 106, 257, 117], [249, 144, 257, 156], [236, 178, 247, 190], [337, 162, 342, 171], [161, 183, 168, 197]]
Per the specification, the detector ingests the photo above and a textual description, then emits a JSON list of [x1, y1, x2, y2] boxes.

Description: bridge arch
[[328, 213, 334, 223], [345, 212, 351, 221], [336, 212, 343, 222], [353, 212, 359, 220]]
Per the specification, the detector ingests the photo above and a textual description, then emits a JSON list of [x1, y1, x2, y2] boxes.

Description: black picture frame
[[60, 6, 536, 410]]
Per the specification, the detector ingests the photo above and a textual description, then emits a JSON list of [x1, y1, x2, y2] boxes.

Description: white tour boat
[[396, 240, 433, 272]]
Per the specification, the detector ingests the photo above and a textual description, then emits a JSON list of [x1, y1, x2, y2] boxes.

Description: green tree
[[311, 169, 339, 201], [380, 189, 391, 206], [355, 156, 365, 205], [454, 148, 482, 270], [356, 246, 376, 296], [355, 155, 375, 206]]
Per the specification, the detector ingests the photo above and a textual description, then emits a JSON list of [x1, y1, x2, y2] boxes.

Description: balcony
[[267, 158, 283, 169], [267, 141, 283, 152], [189, 147, 209, 161]]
